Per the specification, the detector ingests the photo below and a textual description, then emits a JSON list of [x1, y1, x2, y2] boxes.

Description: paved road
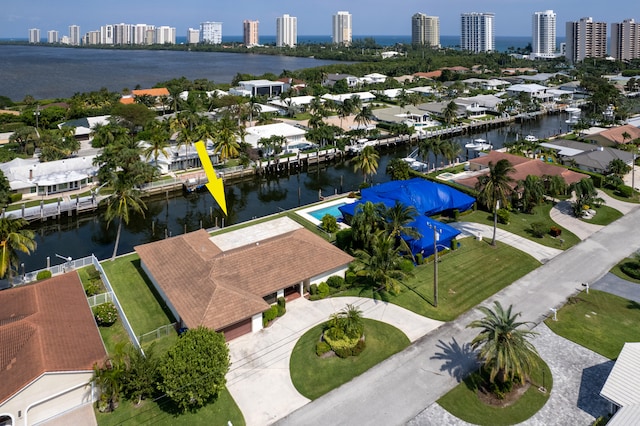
[[277, 207, 640, 426]]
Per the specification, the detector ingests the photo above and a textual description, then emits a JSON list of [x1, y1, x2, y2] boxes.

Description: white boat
[[464, 138, 492, 151], [524, 135, 539, 142], [402, 157, 428, 171]]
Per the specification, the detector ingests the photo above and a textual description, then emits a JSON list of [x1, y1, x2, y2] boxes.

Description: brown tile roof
[[592, 124, 640, 144], [413, 71, 441, 79], [0, 273, 107, 404], [455, 151, 588, 189], [135, 228, 353, 331]]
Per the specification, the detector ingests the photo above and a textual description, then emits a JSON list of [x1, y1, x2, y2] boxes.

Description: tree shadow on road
[[430, 337, 480, 383], [577, 361, 614, 418]]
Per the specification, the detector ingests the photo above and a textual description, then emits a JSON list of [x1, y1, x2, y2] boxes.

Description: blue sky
[[2, 1, 634, 38]]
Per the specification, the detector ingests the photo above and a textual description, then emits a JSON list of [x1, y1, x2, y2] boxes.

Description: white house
[[506, 83, 554, 102], [244, 122, 308, 151], [59, 115, 111, 141], [0, 156, 98, 196], [229, 80, 286, 98], [360, 73, 388, 84], [321, 92, 376, 104]]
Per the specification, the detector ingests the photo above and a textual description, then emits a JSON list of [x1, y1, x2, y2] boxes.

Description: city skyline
[[4, 0, 636, 39]]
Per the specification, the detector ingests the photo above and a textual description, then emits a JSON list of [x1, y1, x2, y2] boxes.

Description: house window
[[263, 292, 277, 305]]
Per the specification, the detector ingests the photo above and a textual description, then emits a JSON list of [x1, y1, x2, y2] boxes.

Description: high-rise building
[[132, 24, 151, 45], [411, 13, 440, 47], [200, 22, 223, 44], [565, 17, 607, 63], [243, 20, 259, 46], [47, 30, 59, 44], [84, 31, 100, 46], [332, 11, 352, 46], [532, 10, 556, 58], [611, 19, 640, 61], [155, 26, 176, 44], [460, 13, 495, 53], [28, 28, 41, 44], [69, 25, 81, 46], [100, 25, 114, 45], [276, 14, 297, 47], [113, 23, 132, 45], [187, 28, 200, 45]]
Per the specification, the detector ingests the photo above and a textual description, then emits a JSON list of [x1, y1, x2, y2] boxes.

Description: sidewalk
[[226, 297, 443, 426], [451, 221, 562, 264]]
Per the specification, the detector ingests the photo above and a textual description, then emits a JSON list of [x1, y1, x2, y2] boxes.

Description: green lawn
[[339, 239, 540, 321], [580, 205, 623, 226], [545, 290, 640, 359], [95, 388, 244, 426], [601, 187, 640, 204], [462, 202, 580, 249], [290, 319, 410, 400], [610, 256, 640, 284], [98, 321, 131, 357], [101, 254, 176, 337], [438, 354, 552, 426]]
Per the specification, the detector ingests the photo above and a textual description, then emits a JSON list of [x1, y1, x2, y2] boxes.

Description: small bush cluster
[[277, 297, 286, 317], [530, 222, 547, 238], [262, 305, 279, 326], [489, 378, 514, 400], [321, 214, 339, 234], [621, 261, 640, 280], [399, 258, 414, 273], [83, 266, 105, 296], [497, 208, 510, 225], [617, 184, 633, 198], [335, 229, 352, 251], [309, 283, 318, 296], [326, 275, 345, 289], [93, 302, 118, 326], [36, 270, 52, 281], [415, 253, 424, 265], [9, 193, 22, 203], [549, 226, 562, 237], [316, 340, 331, 356]]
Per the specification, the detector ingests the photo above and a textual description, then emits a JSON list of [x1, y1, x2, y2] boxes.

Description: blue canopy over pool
[[338, 178, 475, 218], [338, 178, 473, 256]]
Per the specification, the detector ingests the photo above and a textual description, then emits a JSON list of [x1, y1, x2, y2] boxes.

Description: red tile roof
[[0, 273, 107, 404], [131, 88, 170, 97], [135, 228, 353, 331], [455, 151, 588, 189], [413, 71, 441, 79], [592, 124, 640, 144]]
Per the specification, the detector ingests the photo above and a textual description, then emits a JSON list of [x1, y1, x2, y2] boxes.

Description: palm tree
[[350, 201, 385, 251], [442, 101, 459, 125], [104, 175, 147, 260], [353, 145, 379, 184], [475, 159, 515, 246], [517, 175, 545, 213], [0, 218, 36, 279], [352, 231, 409, 294], [543, 175, 567, 199], [213, 117, 240, 163], [466, 301, 539, 385], [143, 122, 170, 170], [441, 139, 461, 167], [353, 105, 374, 130], [382, 201, 420, 255], [418, 138, 435, 171]]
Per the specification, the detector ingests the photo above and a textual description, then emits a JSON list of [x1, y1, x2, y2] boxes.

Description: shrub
[[399, 258, 414, 273], [9, 193, 22, 203], [93, 302, 118, 326], [345, 270, 356, 285], [277, 296, 286, 308], [452, 209, 460, 221], [84, 280, 102, 297], [317, 282, 330, 298], [415, 253, 423, 265], [530, 222, 547, 238], [621, 262, 640, 280], [496, 208, 510, 224], [321, 214, 339, 234], [276, 297, 286, 317], [263, 305, 278, 324], [335, 229, 352, 251], [617, 184, 633, 198], [309, 283, 318, 295], [327, 275, 345, 289], [316, 341, 331, 356], [351, 338, 366, 356], [549, 226, 562, 237], [36, 270, 52, 281]]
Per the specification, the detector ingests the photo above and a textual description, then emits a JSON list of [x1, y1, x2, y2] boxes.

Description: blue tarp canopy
[[339, 178, 475, 218], [403, 216, 461, 257]]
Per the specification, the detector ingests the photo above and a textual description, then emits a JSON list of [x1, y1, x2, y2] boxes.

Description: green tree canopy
[[157, 327, 230, 412], [475, 159, 515, 246]]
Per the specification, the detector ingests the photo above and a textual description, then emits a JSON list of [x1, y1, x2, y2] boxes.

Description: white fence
[[138, 323, 177, 346], [87, 291, 115, 308]]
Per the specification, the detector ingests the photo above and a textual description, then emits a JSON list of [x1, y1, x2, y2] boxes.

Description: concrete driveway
[[226, 297, 443, 426]]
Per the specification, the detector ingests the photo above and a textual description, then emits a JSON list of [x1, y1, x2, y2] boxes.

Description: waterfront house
[[0, 273, 106, 426], [59, 115, 111, 141], [0, 156, 98, 196], [321, 92, 376, 104], [506, 84, 554, 102], [229, 80, 286, 98], [244, 122, 308, 152], [540, 139, 634, 174], [582, 124, 640, 147], [135, 217, 353, 340], [120, 88, 170, 111], [322, 73, 359, 88]]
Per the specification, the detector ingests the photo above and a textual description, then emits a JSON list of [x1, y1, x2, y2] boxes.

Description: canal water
[[19, 113, 570, 271]]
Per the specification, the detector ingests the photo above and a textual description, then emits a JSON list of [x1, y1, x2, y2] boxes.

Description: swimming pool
[[308, 202, 347, 221]]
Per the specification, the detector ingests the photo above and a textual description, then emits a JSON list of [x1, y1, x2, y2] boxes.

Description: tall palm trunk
[[112, 219, 122, 260], [492, 202, 498, 246]]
